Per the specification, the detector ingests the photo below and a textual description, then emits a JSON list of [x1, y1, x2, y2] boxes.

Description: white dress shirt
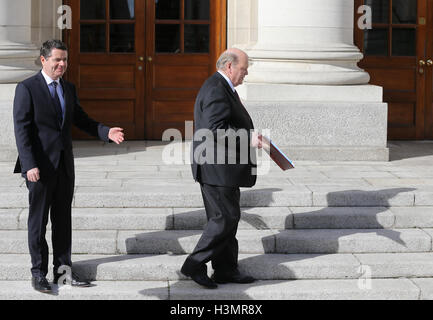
[[218, 70, 235, 92], [41, 70, 65, 118]]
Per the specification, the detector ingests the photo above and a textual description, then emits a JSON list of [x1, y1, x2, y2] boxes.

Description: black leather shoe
[[31, 276, 52, 293], [190, 272, 218, 289], [212, 271, 255, 284], [53, 271, 92, 287]]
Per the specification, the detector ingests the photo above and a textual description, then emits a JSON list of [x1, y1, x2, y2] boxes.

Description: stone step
[[2, 252, 433, 281], [0, 207, 290, 231], [0, 278, 431, 300], [0, 229, 431, 255], [3, 207, 433, 231], [0, 147, 17, 162], [2, 186, 433, 208]]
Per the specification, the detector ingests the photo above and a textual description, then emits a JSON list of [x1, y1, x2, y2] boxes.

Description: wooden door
[[64, 0, 145, 139], [144, 0, 226, 139], [64, 0, 226, 140], [355, 0, 426, 139], [425, 0, 433, 138]]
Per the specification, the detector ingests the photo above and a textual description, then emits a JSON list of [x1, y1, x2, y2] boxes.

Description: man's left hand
[[251, 132, 263, 149], [109, 127, 125, 144]]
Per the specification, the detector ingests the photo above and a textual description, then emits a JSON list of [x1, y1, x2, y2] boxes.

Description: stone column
[[228, 0, 389, 161], [0, 0, 40, 84], [242, 0, 369, 86], [0, 0, 60, 159]]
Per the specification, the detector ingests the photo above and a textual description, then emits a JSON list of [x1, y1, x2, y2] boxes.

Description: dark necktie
[[233, 90, 242, 105], [51, 82, 63, 125], [234, 90, 248, 113]]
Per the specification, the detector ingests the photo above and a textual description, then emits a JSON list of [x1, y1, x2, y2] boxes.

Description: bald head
[[216, 48, 249, 87], [216, 48, 248, 70]]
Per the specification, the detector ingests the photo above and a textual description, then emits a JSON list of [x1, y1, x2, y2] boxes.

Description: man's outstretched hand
[[109, 127, 125, 144]]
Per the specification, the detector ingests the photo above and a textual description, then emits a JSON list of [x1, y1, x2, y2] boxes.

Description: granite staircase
[[0, 141, 433, 299]]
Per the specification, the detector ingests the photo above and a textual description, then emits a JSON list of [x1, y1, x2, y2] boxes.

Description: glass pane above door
[[392, 28, 416, 56], [365, 0, 389, 24], [184, 25, 209, 53], [364, 28, 389, 56], [80, 0, 106, 20], [80, 24, 106, 52], [184, 0, 210, 20], [392, 0, 417, 24], [156, 0, 180, 20], [110, 0, 135, 19], [110, 24, 135, 52], [155, 24, 181, 53]]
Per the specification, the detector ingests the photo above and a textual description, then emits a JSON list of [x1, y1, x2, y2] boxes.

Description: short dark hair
[[40, 40, 68, 59]]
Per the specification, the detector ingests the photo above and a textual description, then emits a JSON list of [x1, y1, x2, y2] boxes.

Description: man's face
[[228, 54, 249, 87], [41, 48, 68, 80]]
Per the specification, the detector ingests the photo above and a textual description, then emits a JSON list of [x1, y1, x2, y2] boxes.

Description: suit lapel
[[215, 72, 237, 101], [214, 72, 254, 129]]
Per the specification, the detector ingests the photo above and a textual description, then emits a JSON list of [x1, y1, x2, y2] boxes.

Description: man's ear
[[226, 62, 232, 74]]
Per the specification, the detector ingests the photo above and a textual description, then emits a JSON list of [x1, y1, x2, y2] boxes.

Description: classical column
[[228, 0, 389, 160], [0, 0, 40, 159], [242, 0, 370, 86], [0, 0, 40, 84]]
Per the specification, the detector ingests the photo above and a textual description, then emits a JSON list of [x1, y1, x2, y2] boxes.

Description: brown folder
[[262, 136, 295, 171]]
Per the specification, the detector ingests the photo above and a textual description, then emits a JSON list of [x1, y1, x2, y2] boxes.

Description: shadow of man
[[71, 188, 280, 284], [207, 187, 417, 299], [76, 186, 416, 299]]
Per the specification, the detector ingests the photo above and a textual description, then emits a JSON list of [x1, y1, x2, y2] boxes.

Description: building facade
[[0, 0, 428, 161]]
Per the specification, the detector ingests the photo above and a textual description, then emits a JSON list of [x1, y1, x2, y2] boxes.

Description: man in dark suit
[[181, 48, 263, 289], [13, 40, 124, 294]]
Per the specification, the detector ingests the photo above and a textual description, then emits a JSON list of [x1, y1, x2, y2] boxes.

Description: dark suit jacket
[[191, 72, 257, 188], [13, 71, 110, 179]]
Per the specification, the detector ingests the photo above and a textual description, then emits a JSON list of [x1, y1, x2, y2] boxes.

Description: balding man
[[181, 48, 262, 289]]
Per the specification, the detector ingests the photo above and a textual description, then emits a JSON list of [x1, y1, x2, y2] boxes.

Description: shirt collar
[[41, 70, 61, 86], [218, 70, 235, 92]]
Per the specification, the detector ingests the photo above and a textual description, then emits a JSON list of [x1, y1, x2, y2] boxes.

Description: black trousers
[[26, 153, 74, 277], [181, 183, 241, 276]]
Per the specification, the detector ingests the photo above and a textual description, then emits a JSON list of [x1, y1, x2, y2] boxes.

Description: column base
[[243, 44, 370, 85], [0, 42, 39, 83], [278, 146, 389, 162], [238, 83, 383, 102], [0, 84, 18, 157], [245, 99, 389, 161], [0, 67, 38, 84]]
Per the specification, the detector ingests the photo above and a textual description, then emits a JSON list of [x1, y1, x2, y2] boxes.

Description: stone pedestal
[[229, 0, 389, 160]]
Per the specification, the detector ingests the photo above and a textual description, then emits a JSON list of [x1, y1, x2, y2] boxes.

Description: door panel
[[355, 0, 424, 140]]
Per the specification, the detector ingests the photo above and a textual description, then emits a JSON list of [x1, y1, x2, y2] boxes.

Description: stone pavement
[[0, 140, 433, 300]]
